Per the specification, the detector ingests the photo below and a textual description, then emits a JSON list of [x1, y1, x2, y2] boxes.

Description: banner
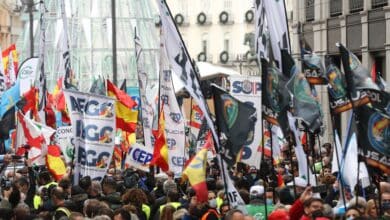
[[0, 46, 5, 96], [356, 106, 390, 174], [160, 38, 186, 175], [124, 143, 153, 172], [64, 90, 115, 183], [134, 29, 155, 149], [229, 75, 262, 169], [18, 58, 39, 95], [55, 126, 74, 163]]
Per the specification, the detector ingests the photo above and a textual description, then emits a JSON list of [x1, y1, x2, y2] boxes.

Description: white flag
[[331, 130, 342, 174], [134, 29, 155, 149], [160, 42, 187, 176], [156, 0, 220, 152]]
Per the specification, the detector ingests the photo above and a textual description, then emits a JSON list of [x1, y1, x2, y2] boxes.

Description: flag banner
[[160, 68, 186, 175], [220, 158, 248, 214], [0, 46, 5, 96], [331, 130, 342, 174], [0, 107, 15, 139], [213, 84, 257, 166], [46, 144, 67, 181], [2, 44, 19, 88], [229, 75, 262, 169], [55, 126, 74, 164], [151, 108, 170, 172], [156, 0, 220, 154], [364, 89, 390, 118], [299, 24, 327, 85], [89, 76, 106, 96], [261, 122, 285, 161], [285, 54, 323, 134], [262, 0, 291, 69], [64, 90, 116, 184], [0, 81, 20, 119], [261, 59, 290, 136], [61, 0, 77, 90], [18, 58, 39, 95], [356, 105, 390, 174], [124, 142, 153, 172], [189, 104, 204, 148], [36, 0, 47, 122], [134, 30, 155, 149], [325, 57, 352, 114], [183, 146, 209, 203], [254, 0, 269, 62], [338, 43, 377, 107], [340, 132, 359, 189]]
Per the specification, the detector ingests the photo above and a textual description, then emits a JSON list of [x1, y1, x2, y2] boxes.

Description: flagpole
[[111, 0, 118, 85], [260, 120, 268, 219], [282, 0, 291, 54]]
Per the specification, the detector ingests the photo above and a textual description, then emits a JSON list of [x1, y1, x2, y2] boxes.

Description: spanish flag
[[2, 44, 19, 77], [183, 145, 208, 203], [46, 145, 66, 181], [150, 110, 169, 172], [107, 80, 138, 133]]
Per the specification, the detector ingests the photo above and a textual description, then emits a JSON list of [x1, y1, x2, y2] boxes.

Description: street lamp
[[21, 0, 37, 58]]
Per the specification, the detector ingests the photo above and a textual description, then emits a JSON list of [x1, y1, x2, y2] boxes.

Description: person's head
[[167, 189, 180, 203], [83, 199, 102, 218], [69, 212, 85, 220], [102, 177, 117, 195], [113, 208, 132, 220], [239, 189, 250, 204], [59, 177, 72, 196], [224, 209, 245, 220], [219, 202, 230, 216], [303, 197, 324, 217], [348, 197, 367, 214], [277, 187, 295, 205], [90, 180, 102, 198], [345, 206, 361, 219], [268, 209, 290, 220], [122, 188, 148, 205], [208, 191, 217, 208], [292, 177, 307, 195], [265, 187, 274, 205], [249, 185, 264, 201], [16, 176, 29, 194], [365, 199, 378, 217], [163, 179, 177, 195], [79, 176, 92, 193], [51, 187, 66, 206], [382, 192, 390, 216], [38, 171, 52, 185], [161, 204, 176, 220]]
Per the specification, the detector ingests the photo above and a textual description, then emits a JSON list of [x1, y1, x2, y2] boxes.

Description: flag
[[331, 130, 343, 174], [2, 44, 18, 88], [340, 132, 359, 189], [36, 1, 47, 123], [254, 0, 269, 62], [46, 144, 67, 181], [212, 84, 257, 166], [61, 0, 77, 90], [258, 0, 291, 69], [107, 80, 138, 133], [150, 109, 169, 172], [156, 0, 220, 155], [0, 107, 15, 139], [355, 105, 390, 174], [16, 87, 37, 115], [183, 146, 209, 203], [134, 28, 156, 150], [0, 81, 20, 118], [285, 52, 323, 133], [299, 23, 327, 85], [89, 76, 106, 96], [325, 56, 352, 114], [261, 59, 290, 136]]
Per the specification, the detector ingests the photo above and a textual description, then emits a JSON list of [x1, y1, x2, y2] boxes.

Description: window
[[224, 32, 230, 52], [372, 0, 388, 9], [224, 0, 232, 10], [330, 0, 342, 17], [202, 33, 208, 54], [350, 0, 363, 13], [306, 0, 315, 22]]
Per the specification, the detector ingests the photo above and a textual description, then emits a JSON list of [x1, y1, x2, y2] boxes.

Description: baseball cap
[[268, 210, 290, 220], [250, 185, 264, 196], [287, 177, 307, 188]]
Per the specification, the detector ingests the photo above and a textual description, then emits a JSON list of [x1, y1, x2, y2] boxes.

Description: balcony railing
[[372, 0, 388, 9], [350, 0, 364, 13], [330, 0, 342, 17], [306, 0, 315, 21]]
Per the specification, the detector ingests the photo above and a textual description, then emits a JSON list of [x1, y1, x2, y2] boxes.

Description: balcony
[[372, 0, 388, 9], [350, 0, 363, 13], [306, 0, 315, 22], [330, 0, 342, 17]]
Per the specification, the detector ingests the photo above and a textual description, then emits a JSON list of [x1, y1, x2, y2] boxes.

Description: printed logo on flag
[[221, 94, 239, 128], [368, 112, 390, 156]]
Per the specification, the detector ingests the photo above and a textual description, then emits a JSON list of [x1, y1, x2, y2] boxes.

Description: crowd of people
[[0, 141, 389, 220]]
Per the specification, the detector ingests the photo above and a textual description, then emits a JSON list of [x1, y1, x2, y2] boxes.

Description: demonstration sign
[[64, 90, 116, 184], [124, 143, 154, 172], [55, 126, 74, 163]]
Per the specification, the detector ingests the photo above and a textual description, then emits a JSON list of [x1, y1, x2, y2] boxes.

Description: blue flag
[[0, 80, 20, 118]]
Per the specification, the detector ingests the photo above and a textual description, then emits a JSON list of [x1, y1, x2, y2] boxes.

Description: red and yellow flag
[[2, 44, 19, 75], [150, 110, 169, 172], [46, 145, 66, 181], [183, 145, 209, 203], [107, 80, 138, 133]]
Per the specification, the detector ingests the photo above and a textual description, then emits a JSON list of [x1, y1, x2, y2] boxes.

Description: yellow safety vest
[[142, 204, 151, 220]]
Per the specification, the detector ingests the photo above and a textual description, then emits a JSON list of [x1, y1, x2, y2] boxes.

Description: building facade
[[165, 0, 293, 76], [291, 0, 389, 141], [0, 1, 22, 50]]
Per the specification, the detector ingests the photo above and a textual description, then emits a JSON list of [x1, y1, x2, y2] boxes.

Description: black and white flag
[[156, 0, 220, 150]]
